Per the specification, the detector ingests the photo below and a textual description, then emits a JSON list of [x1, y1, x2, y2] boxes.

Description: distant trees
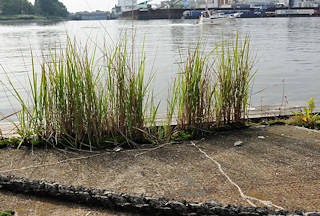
[[34, 0, 69, 17], [0, 0, 34, 15], [0, 0, 69, 18]]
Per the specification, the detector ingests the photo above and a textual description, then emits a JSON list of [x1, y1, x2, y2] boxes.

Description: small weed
[[0, 137, 22, 149], [291, 98, 320, 128]]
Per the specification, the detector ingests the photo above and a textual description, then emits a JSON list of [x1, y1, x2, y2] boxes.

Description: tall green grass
[[171, 34, 255, 133], [8, 37, 157, 149], [103, 39, 156, 145], [6, 33, 255, 149], [173, 42, 215, 131], [214, 34, 255, 125]]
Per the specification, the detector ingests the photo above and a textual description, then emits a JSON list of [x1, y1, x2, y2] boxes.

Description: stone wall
[[0, 174, 318, 216]]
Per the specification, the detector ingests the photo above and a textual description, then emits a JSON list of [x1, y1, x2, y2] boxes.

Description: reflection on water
[[0, 18, 320, 116]]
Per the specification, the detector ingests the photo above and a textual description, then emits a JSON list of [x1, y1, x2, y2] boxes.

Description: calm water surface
[[1, 18, 320, 116]]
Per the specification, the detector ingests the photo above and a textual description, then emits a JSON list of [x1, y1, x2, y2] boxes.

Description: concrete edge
[[0, 174, 318, 216]]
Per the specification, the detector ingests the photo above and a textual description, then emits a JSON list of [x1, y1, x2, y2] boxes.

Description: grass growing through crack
[[173, 41, 215, 131], [170, 34, 255, 135], [4, 33, 256, 150], [103, 38, 156, 145], [7, 37, 158, 149], [214, 34, 255, 125]]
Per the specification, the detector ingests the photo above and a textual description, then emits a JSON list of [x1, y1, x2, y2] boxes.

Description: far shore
[[0, 15, 67, 22]]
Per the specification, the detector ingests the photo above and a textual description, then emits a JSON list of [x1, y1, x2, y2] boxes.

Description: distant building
[[196, 0, 236, 8], [196, 0, 215, 8], [111, 5, 121, 19], [71, 11, 110, 20], [118, 0, 137, 12], [158, 0, 195, 8], [180, 0, 197, 8], [278, 0, 290, 7], [246, 0, 276, 4], [289, 0, 319, 7], [194, 0, 319, 8], [160, 1, 170, 8]]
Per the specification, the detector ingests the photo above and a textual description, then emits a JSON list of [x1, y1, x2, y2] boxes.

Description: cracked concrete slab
[[0, 125, 320, 215]]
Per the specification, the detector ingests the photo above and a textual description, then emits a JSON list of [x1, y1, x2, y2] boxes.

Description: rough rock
[[0, 173, 318, 216]]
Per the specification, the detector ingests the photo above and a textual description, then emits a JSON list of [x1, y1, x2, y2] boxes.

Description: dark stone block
[[255, 207, 269, 215], [211, 207, 232, 216], [0, 173, 318, 216], [305, 213, 320, 216], [238, 212, 260, 216]]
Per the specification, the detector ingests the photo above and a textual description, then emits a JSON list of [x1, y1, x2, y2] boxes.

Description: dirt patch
[[0, 125, 319, 214]]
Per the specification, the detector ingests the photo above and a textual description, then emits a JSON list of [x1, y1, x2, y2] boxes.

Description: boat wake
[[168, 23, 198, 27]]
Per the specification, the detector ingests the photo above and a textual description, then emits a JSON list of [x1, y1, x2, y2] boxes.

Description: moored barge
[[120, 7, 320, 20]]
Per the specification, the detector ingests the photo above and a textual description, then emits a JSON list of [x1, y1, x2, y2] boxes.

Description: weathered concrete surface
[[0, 125, 320, 215]]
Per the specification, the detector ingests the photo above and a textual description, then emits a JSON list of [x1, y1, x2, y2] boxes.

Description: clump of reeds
[[173, 42, 215, 131], [8, 37, 157, 149], [214, 34, 255, 125], [7, 33, 256, 149], [167, 34, 255, 138], [103, 39, 156, 145], [9, 39, 106, 149]]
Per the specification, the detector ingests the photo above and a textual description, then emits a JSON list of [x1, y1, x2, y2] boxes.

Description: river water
[[0, 18, 320, 116]]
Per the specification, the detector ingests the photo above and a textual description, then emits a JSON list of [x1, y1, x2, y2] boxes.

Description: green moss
[[0, 139, 8, 148], [0, 137, 35, 149], [214, 122, 248, 131], [0, 210, 15, 216], [287, 118, 320, 130], [171, 130, 195, 141], [264, 119, 287, 126], [248, 119, 287, 127], [0, 137, 22, 148]]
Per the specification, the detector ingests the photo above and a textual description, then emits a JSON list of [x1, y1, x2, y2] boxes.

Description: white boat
[[199, 10, 227, 25], [199, 10, 241, 25], [228, 12, 242, 18]]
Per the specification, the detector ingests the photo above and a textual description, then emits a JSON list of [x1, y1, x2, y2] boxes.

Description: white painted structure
[[290, 0, 319, 7], [196, 0, 215, 8], [118, 0, 137, 12]]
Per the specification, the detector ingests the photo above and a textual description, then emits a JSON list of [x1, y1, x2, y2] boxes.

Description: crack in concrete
[[191, 141, 284, 210]]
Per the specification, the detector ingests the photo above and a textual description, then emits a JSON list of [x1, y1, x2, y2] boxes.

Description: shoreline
[[0, 103, 310, 137], [0, 15, 319, 23], [0, 15, 68, 22]]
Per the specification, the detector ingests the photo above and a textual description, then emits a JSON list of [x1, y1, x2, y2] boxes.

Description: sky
[[30, 0, 162, 13]]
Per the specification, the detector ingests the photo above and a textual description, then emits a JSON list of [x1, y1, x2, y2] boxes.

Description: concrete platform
[[0, 125, 319, 215]]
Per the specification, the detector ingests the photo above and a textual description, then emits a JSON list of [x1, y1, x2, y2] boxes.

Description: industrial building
[[118, 0, 138, 12], [111, 0, 320, 19]]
